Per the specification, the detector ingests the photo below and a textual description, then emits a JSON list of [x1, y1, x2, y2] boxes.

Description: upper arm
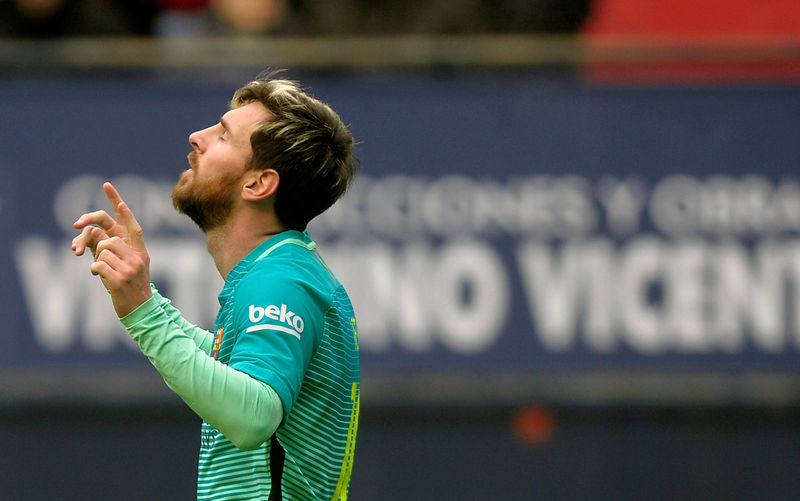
[[228, 271, 325, 420]]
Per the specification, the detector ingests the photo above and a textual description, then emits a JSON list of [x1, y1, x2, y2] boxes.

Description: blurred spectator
[[488, 0, 592, 33], [152, 0, 593, 38], [296, 0, 489, 35], [153, 0, 297, 36], [114, 0, 159, 34], [408, 0, 491, 34], [0, 0, 594, 38], [213, 0, 288, 33], [0, 0, 141, 37], [292, 0, 362, 35], [294, 0, 590, 36]]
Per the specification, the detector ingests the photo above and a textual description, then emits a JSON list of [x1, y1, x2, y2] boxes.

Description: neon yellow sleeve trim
[[121, 295, 283, 451]]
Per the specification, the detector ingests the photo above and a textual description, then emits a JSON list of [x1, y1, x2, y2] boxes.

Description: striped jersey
[[198, 230, 360, 500]]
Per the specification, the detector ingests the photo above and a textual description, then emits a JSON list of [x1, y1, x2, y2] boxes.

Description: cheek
[[204, 146, 248, 173]]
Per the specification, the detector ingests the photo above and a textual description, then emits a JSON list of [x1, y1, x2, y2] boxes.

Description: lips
[[187, 151, 199, 170]]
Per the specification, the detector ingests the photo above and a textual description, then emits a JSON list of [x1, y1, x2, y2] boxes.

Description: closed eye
[[217, 122, 229, 142]]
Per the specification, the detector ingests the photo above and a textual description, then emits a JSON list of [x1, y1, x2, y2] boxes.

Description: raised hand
[[72, 182, 152, 318]]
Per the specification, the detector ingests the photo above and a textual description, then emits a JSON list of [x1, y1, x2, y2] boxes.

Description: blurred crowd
[[0, 0, 592, 38]]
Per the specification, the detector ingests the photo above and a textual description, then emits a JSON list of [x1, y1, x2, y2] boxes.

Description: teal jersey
[[198, 230, 360, 500]]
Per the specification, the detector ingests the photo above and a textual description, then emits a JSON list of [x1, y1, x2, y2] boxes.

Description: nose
[[189, 123, 219, 153], [189, 130, 202, 152]]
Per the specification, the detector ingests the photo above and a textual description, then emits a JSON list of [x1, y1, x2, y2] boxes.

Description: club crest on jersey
[[211, 327, 224, 360], [247, 304, 305, 340]]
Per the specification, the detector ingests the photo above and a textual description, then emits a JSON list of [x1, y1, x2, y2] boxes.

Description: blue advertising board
[[2, 73, 800, 399]]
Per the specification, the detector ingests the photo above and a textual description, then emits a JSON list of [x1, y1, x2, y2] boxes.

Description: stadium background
[[2, 0, 800, 499]]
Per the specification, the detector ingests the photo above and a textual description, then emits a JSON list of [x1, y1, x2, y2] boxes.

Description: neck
[[205, 217, 284, 280]]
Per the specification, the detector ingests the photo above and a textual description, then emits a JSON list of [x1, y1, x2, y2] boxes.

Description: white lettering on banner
[[709, 243, 784, 352], [597, 177, 648, 236], [322, 240, 508, 355], [314, 174, 800, 240], [516, 237, 800, 354], [148, 239, 222, 325], [53, 174, 194, 235], [616, 237, 663, 354], [650, 175, 800, 237], [313, 174, 599, 240], [431, 241, 509, 354], [14, 236, 219, 352], [15, 173, 800, 357], [15, 236, 115, 351], [320, 241, 438, 352], [515, 240, 616, 352]]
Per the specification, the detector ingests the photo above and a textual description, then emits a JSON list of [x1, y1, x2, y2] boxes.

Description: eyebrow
[[220, 116, 233, 135]]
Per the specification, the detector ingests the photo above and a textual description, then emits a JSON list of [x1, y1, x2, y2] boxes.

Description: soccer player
[[72, 75, 361, 500]]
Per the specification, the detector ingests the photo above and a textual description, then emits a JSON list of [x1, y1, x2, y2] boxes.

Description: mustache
[[187, 151, 198, 170]]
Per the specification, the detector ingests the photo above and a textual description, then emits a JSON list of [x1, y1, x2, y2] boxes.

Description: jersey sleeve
[[149, 284, 215, 353], [229, 267, 325, 420], [120, 295, 284, 450]]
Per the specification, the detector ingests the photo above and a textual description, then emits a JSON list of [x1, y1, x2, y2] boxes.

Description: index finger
[[103, 182, 146, 251], [103, 182, 125, 217]]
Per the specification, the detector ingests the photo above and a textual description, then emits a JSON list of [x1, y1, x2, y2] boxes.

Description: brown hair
[[232, 76, 358, 231]]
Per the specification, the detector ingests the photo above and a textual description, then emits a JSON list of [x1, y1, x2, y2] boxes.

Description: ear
[[242, 169, 279, 201]]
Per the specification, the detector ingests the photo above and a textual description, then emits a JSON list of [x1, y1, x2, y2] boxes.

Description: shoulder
[[236, 262, 312, 307], [232, 256, 335, 328], [249, 242, 339, 296]]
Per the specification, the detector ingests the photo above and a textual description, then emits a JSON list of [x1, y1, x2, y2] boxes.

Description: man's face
[[173, 101, 271, 231]]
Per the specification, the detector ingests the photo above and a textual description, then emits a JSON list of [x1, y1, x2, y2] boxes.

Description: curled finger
[[74, 209, 120, 235], [91, 244, 126, 279], [72, 225, 110, 257]]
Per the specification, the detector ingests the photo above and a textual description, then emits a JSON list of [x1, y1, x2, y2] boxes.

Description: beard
[[172, 153, 240, 232]]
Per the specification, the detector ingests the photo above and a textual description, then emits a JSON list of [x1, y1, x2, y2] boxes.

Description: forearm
[[121, 296, 283, 450], [149, 285, 214, 353]]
